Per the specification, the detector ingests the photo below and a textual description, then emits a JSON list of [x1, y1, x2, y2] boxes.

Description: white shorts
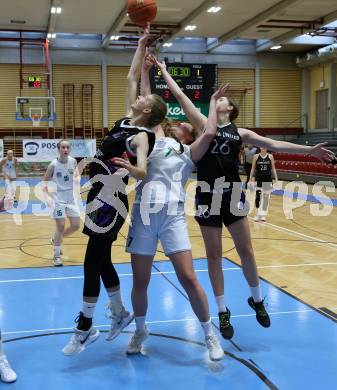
[[126, 202, 191, 257], [53, 190, 81, 219]]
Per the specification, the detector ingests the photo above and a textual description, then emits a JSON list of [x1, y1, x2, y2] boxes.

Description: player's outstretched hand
[[147, 54, 166, 71], [310, 143, 335, 163], [111, 152, 132, 171], [138, 22, 150, 46], [211, 84, 230, 100], [143, 49, 153, 71]]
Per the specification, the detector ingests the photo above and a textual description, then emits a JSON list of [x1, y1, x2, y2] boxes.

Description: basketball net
[[31, 114, 42, 127]]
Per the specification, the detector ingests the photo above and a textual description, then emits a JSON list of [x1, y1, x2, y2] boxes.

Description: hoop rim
[[31, 114, 42, 127]]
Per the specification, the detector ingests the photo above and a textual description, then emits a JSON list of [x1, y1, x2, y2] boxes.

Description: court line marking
[[3, 307, 337, 336], [0, 218, 48, 223], [1, 261, 337, 284], [250, 218, 337, 251]]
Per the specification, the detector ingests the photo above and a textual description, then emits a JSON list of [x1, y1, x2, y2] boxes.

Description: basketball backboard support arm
[[19, 34, 50, 92]]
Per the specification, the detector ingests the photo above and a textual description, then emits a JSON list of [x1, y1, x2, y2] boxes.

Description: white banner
[[23, 139, 96, 161], [0, 139, 3, 159]]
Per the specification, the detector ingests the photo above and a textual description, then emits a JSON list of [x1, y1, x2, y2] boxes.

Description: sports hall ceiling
[[0, 0, 336, 53]]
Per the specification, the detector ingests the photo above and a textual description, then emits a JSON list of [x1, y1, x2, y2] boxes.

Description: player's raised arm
[[190, 84, 230, 163], [140, 51, 153, 97], [126, 23, 150, 116], [148, 54, 207, 134], [239, 129, 335, 163]]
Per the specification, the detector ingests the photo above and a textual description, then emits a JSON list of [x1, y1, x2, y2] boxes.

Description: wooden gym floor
[[1, 177, 336, 317]]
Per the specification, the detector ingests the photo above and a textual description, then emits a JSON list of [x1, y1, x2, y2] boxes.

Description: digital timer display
[[150, 63, 217, 104], [28, 76, 42, 88]]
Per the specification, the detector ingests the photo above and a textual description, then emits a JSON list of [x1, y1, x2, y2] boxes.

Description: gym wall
[[52, 64, 103, 129], [0, 62, 303, 130], [218, 68, 255, 128], [260, 69, 301, 128], [309, 64, 330, 129], [0, 64, 48, 128]]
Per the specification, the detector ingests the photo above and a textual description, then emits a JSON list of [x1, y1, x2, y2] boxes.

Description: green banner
[[167, 103, 209, 121]]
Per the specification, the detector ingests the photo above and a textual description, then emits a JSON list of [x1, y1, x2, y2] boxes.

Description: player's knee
[[240, 246, 254, 262], [71, 219, 81, 231], [133, 277, 150, 291], [57, 222, 65, 233], [206, 252, 222, 264], [179, 273, 198, 291]]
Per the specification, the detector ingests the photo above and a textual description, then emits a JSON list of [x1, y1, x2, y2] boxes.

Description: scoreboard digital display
[[150, 63, 217, 120], [28, 75, 42, 88]]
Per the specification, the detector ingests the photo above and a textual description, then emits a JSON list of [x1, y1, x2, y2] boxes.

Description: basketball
[[127, 0, 157, 26]]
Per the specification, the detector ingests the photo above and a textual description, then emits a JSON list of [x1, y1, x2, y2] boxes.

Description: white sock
[[200, 318, 213, 337], [107, 289, 123, 312], [135, 316, 146, 332], [250, 285, 263, 303], [54, 245, 61, 256], [215, 295, 227, 313], [82, 301, 97, 319]]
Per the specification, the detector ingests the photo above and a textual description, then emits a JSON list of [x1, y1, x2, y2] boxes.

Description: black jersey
[[196, 123, 242, 191], [255, 154, 272, 179], [89, 117, 155, 188], [83, 117, 155, 239]]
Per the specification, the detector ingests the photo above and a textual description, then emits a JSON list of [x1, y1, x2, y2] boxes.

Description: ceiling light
[[207, 6, 221, 13], [47, 33, 52, 38], [185, 25, 196, 31], [51, 6, 62, 14], [110, 35, 120, 40], [270, 45, 282, 50], [52, 33, 56, 39], [163, 43, 172, 47]]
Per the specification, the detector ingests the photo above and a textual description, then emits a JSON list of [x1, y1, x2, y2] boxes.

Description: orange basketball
[[127, 0, 157, 26]]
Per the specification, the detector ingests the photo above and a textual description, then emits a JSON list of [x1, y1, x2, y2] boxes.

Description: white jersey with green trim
[[3, 158, 17, 179], [135, 137, 195, 204], [51, 156, 77, 192]]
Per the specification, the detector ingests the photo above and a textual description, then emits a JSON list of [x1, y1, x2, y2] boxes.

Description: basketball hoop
[[31, 114, 42, 127], [29, 107, 43, 127]]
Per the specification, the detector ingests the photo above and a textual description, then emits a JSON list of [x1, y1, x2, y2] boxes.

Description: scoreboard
[[28, 75, 42, 88], [150, 63, 217, 120]]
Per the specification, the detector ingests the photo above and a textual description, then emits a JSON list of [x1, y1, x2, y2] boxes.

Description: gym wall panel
[[218, 68, 255, 128], [309, 64, 330, 129], [260, 69, 301, 128], [107, 66, 129, 128], [0, 64, 48, 128], [52, 65, 102, 129]]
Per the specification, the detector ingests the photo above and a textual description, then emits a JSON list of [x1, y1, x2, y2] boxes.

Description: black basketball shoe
[[219, 309, 234, 339], [248, 297, 271, 328]]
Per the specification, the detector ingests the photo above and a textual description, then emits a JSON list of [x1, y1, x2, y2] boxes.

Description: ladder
[[82, 84, 94, 138], [63, 84, 75, 138]]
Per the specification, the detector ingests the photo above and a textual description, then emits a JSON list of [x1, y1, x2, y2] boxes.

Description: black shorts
[[195, 190, 248, 228], [82, 188, 129, 241], [256, 176, 273, 190]]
